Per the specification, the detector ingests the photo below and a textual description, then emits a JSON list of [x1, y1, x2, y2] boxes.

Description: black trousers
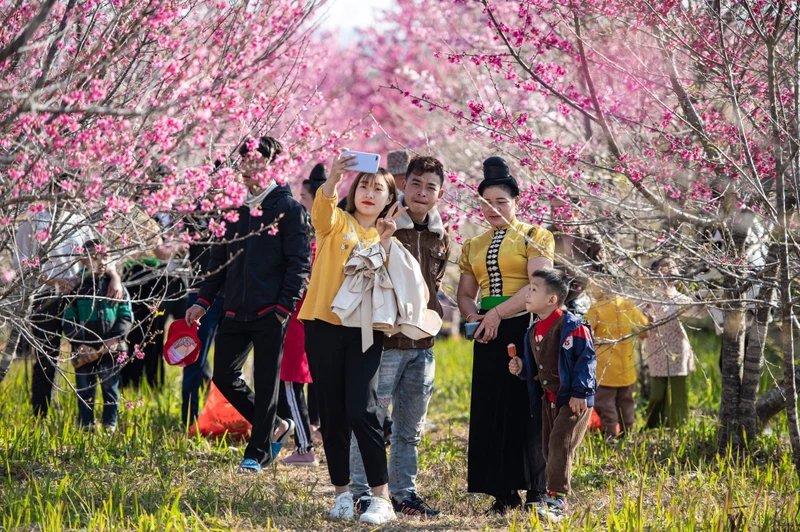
[[212, 315, 287, 463], [307, 382, 320, 427], [305, 320, 388, 487], [277, 381, 314, 453], [467, 313, 547, 497], [30, 295, 64, 417]]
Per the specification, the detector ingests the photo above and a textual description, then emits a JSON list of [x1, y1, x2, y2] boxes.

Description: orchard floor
[[1, 334, 799, 531]]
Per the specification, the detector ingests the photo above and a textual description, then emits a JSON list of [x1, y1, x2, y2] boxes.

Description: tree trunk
[[775, 21, 800, 473], [777, 245, 800, 477], [757, 363, 800, 425], [719, 302, 746, 447], [738, 288, 776, 440], [0, 349, 12, 383]]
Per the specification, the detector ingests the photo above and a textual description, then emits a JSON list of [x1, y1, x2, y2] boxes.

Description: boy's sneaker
[[281, 449, 319, 467], [392, 493, 440, 517], [354, 495, 371, 515], [359, 495, 397, 525], [330, 492, 355, 520], [537, 494, 568, 522]]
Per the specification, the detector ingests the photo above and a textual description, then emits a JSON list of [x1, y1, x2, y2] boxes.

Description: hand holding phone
[[341, 150, 381, 174], [330, 153, 358, 183], [464, 321, 480, 341]]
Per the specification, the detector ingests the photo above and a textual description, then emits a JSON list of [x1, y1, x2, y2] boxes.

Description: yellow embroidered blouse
[[459, 218, 555, 301], [298, 187, 383, 326]]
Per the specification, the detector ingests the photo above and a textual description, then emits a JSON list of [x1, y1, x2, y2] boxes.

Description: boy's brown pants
[[542, 398, 592, 495]]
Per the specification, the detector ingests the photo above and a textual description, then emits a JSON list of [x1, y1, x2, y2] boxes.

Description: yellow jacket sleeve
[[312, 187, 346, 237]]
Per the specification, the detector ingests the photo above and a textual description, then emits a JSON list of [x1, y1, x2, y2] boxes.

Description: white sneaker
[[359, 495, 397, 525], [329, 492, 355, 520]]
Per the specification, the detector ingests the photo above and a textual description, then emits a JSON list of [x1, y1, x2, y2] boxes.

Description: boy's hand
[[509, 356, 523, 375], [569, 397, 587, 415]]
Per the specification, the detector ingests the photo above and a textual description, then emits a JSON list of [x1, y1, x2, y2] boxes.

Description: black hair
[[238, 136, 283, 163], [650, 256, 677, 273], [83, 239, 102, 256], [478, 156, 520, 197], [302, 163, 328, 196], [406, 156, 445, 186], [530, 269, 569, 306]]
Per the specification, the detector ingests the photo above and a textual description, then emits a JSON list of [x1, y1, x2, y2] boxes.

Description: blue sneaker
[[261, 418, 296, 468], [270, 419, 294, 461], [238, 458, 262, 474], [238, 419, 295, 472]]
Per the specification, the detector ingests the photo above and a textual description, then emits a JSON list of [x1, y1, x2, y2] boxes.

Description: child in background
[[63, 240, 133, 432], [509, 269, 596, 522], [585, 287, 648, 437], [641, 257, 709, 428]]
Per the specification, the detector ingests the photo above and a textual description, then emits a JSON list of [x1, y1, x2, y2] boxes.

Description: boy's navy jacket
[[195, 184, 311, 321], [520, 310, 597, 413]]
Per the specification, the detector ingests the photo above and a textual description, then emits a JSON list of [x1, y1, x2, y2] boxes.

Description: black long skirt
[[467, 313, 547, 496]]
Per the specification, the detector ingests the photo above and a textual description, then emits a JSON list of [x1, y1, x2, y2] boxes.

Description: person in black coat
[[186, 136, 312, 473]]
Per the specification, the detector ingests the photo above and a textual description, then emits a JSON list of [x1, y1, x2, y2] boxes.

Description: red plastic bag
[[589, 408, 602, 431], [588, 408, 620, 434], [189, 383, 251, 437]]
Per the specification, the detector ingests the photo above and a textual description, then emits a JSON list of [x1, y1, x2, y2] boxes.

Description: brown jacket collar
[[396, 194, 445, 240]]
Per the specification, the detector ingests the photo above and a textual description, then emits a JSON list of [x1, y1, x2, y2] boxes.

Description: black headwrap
[[477, 156, 520, 197]]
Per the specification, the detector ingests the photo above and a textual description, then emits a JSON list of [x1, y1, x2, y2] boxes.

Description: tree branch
[[0, 0, 58, 66]]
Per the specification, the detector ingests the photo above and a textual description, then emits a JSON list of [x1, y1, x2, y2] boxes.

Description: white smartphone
[[342, 150, 381, 174]]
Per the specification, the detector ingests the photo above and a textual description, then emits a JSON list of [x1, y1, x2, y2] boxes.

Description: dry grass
[[0, 334, 798, 530]]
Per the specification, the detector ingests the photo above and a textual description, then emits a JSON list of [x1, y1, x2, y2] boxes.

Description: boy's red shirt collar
[[535, 308, 563, 338]]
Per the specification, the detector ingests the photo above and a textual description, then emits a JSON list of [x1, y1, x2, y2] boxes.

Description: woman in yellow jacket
[[299, 153, 406, 525]]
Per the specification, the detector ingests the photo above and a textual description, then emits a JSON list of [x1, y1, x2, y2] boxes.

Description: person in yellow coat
[[585, 289, 648, 436]]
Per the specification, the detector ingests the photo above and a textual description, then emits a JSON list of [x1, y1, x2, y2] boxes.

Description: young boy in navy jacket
[[509, 269, 596, 522]]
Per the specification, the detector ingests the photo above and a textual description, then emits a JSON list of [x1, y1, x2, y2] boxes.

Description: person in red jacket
[[277, 163, 326, 466]]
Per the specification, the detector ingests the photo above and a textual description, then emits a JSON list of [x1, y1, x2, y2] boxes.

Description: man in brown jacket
[[350, 156, 450, 517]]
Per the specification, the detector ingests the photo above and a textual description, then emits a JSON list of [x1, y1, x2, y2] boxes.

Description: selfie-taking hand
[[330, 152, 358, 182]]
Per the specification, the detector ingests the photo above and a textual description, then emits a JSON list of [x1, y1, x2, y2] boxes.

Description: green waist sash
[[480, 295, 511, 311]]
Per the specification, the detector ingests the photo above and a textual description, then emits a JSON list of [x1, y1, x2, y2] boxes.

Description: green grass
[[0, 331, 798, 530]]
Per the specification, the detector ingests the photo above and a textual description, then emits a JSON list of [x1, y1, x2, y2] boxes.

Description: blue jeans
[[350, 348, 435, 502], [182, 293, 225, 426], [75, 356, 120, 429]]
